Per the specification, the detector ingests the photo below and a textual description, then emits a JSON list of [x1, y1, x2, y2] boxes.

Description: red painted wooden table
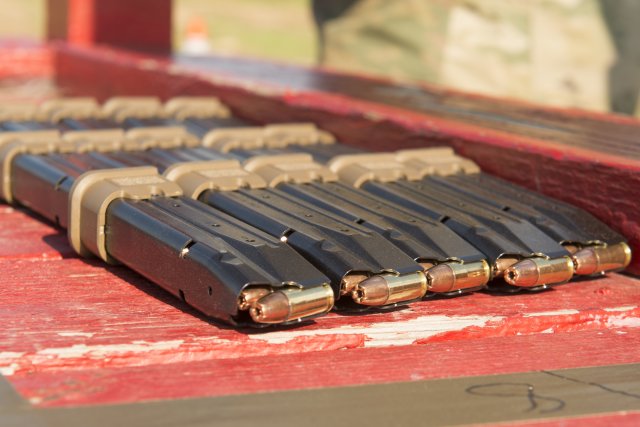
[[0, 41, 639, 426]]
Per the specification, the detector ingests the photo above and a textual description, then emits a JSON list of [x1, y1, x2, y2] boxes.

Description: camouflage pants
[[314, 0, 628, 113]]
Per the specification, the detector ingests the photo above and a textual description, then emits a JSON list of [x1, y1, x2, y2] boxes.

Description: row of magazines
[[0, 97, 630, 327]]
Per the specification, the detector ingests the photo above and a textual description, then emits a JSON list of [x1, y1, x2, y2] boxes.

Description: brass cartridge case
[[425, 260, 491, 293], [571, 242, 632, 275]]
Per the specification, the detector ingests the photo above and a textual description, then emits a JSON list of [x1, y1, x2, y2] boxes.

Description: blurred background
[[0, 0, 316, 64], [1, 0, 638, 117]]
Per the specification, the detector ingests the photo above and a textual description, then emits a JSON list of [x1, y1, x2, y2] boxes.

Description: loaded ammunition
[[250, 285, 335, 324], [567, 242, 632, 276], [196, 182, 428, 308], [503, 257, 575, 289], [73, 99, 636, 280], [281, 142, 631, 280], [105, 193, 334, 325], [166, 156, 432, 307], [398, 151, 632, 276], [240, 154, 491, 295], [341, 272, 369, 295], [62, 150, 426, 306], [22, 131, 427, 310], [132, 98, 632, 289], [322, 153, 574, 290], [2, 95, 630, 298], [238, 286, 272, 310], [0, 129, 334, 326], [353, 272, 428, 306], [101, 146, 490, 298], [425, 261, 492, 293], [37, 105, 592, 292], [108, 112, 494, 297]]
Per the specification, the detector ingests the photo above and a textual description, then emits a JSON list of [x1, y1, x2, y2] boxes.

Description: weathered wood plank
[[5, 328, 639, 407], [1, 201, 639, 407], [0, 206, 71, 260], [0, 234, 638, 407]]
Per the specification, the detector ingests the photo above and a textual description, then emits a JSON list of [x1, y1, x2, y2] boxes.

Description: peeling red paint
[[419, 307, 640, 343], [1, 333, 367, 376], [7, 328, 640, 407]]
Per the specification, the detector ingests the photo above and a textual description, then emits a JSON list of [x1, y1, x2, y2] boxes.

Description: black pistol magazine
[[3, 96, 631, 299], [50, 146, 431, 310], [64, 112, 492, 299], [0, 127, 334, 327], [277, 141, 631, 284]]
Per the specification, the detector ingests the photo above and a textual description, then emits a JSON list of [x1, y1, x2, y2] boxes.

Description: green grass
[[174, 0, 316, 65]]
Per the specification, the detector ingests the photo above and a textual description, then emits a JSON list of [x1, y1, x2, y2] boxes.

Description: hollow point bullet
[[503, 256, 574, 288], [250, 285, 334, 324], [351, 271, 428, 306]]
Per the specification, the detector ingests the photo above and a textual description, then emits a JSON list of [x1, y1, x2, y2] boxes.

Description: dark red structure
[[0, 2, 639, 425], [47, 0, 172, 52]]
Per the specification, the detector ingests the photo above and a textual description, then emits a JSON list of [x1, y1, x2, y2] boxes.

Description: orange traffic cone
[[181, 16, 212, 56]]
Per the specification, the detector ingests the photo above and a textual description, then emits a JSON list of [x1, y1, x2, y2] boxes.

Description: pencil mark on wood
[[466, 382, 565, 414], [542, 370, 640, 400]]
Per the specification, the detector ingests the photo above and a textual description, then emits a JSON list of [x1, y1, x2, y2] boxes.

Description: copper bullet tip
[[352, 276, 388, 305], [237, 287, 272, 311], [572, 242, 632, 275], [340, 273, 368, 295], [504, 256, 574, 288], [493, 257, 519, 277], [250, 285, 334, 324], [352, 271, 427, 306], [426, 260, 491, 293], [250, 292, 290, 323]]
